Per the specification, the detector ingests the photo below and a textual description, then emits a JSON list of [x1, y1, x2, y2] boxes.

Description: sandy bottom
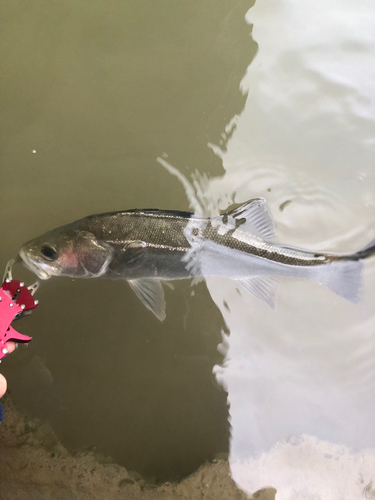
[[0, 397, 276, 500]]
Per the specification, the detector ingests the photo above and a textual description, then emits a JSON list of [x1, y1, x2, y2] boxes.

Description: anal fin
[[238, 276, 280, 309]]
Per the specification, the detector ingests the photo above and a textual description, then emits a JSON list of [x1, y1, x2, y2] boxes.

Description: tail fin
[[355, 239, 375, 260], [315, 260, 363, 303]]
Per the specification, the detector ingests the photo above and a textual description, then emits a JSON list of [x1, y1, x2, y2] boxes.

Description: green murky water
[[0, 0, 254, 483]]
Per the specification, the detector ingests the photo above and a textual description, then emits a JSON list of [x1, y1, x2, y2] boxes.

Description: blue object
[[0, 402, 3, 422]]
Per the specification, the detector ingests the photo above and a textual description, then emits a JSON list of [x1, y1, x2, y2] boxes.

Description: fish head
[[19, 225, 112, 280]]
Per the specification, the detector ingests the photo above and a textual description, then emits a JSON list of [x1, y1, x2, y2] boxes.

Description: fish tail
[[314, 238, 375, 303], [354, 238, 375, 260], [315, 259, 363, 303]]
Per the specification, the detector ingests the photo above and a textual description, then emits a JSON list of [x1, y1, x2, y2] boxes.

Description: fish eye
[[40, 244, 58, 261]]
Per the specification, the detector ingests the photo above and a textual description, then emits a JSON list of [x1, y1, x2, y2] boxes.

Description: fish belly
[[104, 247, 191, 281]]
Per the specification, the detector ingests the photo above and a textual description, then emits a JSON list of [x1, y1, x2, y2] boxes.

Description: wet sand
[[0, 396, 276, 500]]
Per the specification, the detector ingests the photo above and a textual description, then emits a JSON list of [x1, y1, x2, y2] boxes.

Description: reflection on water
[[194, 0, 375, 498], [2, 0, 375, 498]]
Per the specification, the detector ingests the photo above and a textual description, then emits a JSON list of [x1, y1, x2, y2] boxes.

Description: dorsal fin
[[224, 199, 276, 241]]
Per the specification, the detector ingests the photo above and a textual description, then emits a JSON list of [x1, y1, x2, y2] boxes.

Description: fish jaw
[[18, 248, 51, 280]]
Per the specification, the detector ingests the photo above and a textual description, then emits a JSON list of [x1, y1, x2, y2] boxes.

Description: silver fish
[[18, 199, 375, 320]]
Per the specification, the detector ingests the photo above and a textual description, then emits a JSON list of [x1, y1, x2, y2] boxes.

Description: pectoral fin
[[77, 231, 113, 277], [238, 275, 280, 309], [128, 279, 166, 321]]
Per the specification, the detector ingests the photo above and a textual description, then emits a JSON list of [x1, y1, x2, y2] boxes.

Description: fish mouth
[[18, 249, 51, 280]]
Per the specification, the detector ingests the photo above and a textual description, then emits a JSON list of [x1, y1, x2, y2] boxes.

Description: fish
[[18, 199, 375, 321]]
